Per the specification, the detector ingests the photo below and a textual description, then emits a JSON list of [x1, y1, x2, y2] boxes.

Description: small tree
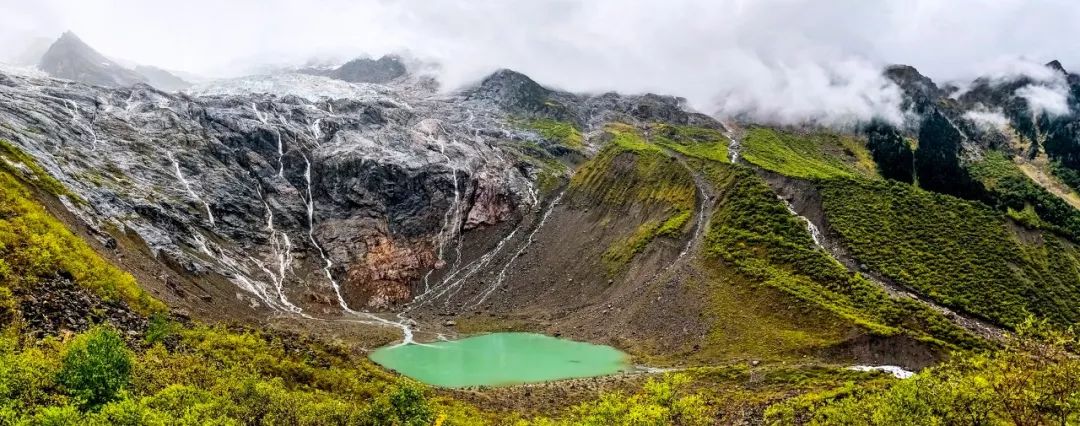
[[57, 325, 132, 410]]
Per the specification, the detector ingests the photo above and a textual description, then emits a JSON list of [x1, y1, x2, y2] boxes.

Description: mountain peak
[[38, 31, 147, 88], [469, 69, 554, 113], [58, 30, 81, 42], [1046, 59, 1068, 75], [884, 64, 942, 113]]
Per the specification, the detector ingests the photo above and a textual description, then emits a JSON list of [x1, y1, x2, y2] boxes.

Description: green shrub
[[0, 336, 66, 414], [58, 326, 133, 410], [143, 314, 178, 346], [970, 151, 1080, 240], [89, 397, 168, 426], [1051, 160, 1080, 192], [30, 404, 84, 426], [364, 383, 435, 426], [0, 287, 15, 328], [522, 374, 713, 425]]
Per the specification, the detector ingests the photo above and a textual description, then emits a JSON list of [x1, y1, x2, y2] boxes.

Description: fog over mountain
[[3, 0, 1079, 125]]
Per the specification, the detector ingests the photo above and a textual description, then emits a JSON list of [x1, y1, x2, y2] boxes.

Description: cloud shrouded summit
[[2, 0, 1079, 125]]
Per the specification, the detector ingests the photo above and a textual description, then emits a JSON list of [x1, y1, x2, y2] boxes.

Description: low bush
[[58, 326, 132, 410]]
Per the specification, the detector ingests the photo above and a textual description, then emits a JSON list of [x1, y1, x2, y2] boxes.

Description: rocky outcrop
[[344, 235, 435, 309], [300, 55, 408, 84], [468, 69, 567, 119], [330, 56, 408, 84], [875, 62, 1074, 198], [884, 64, 943, 114], [15, 277, 147, 340]]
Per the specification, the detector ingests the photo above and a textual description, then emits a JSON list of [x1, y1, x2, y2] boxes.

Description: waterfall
[[418, 131, 467, 294], [297, 153, 417, 345], [299, 153, 343, 304], [250, 181, 305, 314], [726, 134, 740, 163], [779, 197, 823, 247], [308, 118, 323, 142], [193, 230, 304, 314], [251, 102, 268, 124], [65, 100, 99, 151], [251, 103, 284, 178], [275, 131, 285, 178], [168, 151, 215, 226]]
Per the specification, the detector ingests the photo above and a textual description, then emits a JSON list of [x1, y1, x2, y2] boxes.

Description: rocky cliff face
[[0, 66, 545, 315], [0, 60, 713, 320], [872, 61, 1080, 200]]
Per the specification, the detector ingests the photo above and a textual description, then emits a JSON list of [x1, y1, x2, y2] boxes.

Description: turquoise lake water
[[369, 332, 630, 388]]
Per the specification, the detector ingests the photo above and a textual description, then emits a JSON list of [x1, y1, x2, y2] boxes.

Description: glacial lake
[[369, 332, 630, 388]]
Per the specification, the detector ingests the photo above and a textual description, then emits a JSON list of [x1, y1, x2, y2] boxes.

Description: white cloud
[[713, 56, 905, 126], [963, 107, 1011, 131], [975, 56, 1066, 84], [1016, 84, 1071, 116], [3, 0, 1080, 125]]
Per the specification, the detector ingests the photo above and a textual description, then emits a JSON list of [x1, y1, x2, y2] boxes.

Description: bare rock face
[[464, 180, 516, 230], [0, 58, 720, 317], [345, 234, 434, 309], [0, 67, 546, 315]]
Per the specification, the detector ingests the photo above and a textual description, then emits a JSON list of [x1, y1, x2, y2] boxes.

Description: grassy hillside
[[767, 320, 1080, 425], [650, 123, 730, 163], [741, 127, 877, 180], [567, 124, 979, 358], [969, 150, 1080, 240], [0, 142, 162, 314], [524, 118, 583, 150], [738, 128, 1080, 329], [569, 124, 697, 271], [821, 178, 1080, 327], [702, 163, 980, 352]]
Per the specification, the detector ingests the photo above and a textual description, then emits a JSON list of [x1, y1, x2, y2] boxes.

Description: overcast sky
[[2, 0, 1077, 124]]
